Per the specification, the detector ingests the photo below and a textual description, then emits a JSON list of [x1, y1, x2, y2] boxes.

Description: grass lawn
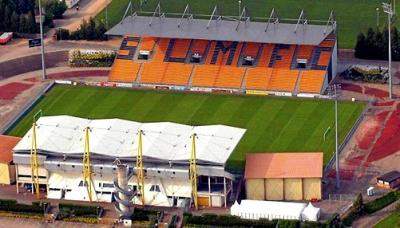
[[7, 85, 365, 171], [96, 0, 400, 49], [375, 211, 400, 228]]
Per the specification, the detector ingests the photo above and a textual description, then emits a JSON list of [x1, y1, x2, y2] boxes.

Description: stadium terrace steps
[[140, 37, 157, 51], [273, 44, 296, 68], [267, 68, 299, 92], [191, 65, 220, 87], [117, 36, 139, 60], [214, 66, 246, 88], [258, 44, 274, 67], [189, 39, 210, 63], [109, 59, 141, 82], [298, 70, 326, 94], [228, 42, 243, 66], [139, 62, 167, 84], [168, 39, 191, 59], [244, 67, 273, 91], [317, 51, 331, 66], [152, 38, 170, 62], [161, 63, 194, 86], [243, 43, 260, 58], [292, 45, 315, 69]]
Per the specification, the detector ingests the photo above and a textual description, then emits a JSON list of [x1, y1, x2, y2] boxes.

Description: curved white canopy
[[13, 115, 246, 165]]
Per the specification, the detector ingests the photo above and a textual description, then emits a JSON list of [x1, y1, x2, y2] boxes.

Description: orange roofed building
[[245, 152, 323, 201], [0, 135, 21, 185]]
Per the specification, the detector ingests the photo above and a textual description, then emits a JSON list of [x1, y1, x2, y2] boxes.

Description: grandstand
[[106, 6, 337, 96], [13, 115, 245, 207]]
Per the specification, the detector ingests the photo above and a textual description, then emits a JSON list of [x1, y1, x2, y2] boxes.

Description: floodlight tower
[[189, 133, 198, 210], [136, 130, 145, 205], [383, 2, 394, 99], [30, 122, 40, 198], [83, 127, 95, 202]]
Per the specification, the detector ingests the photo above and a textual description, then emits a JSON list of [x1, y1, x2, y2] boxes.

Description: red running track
[[0, 82, 33, 100], [368, 109, 400, 162], [357, 111, 390, 150], [341, 83, 363, 93], [364, 86, 389, 99]]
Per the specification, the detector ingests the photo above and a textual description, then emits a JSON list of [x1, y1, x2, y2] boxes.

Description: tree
[[353, 193, 364, 215], [10, 11, 20, 32], [26, 11, 37, 33], [18, 14, 28, 33], [354, 32, 366, 59]]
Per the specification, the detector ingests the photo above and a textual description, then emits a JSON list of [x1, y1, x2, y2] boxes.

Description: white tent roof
[[301, 203, 321, 222], [14, 115, 246, 165]]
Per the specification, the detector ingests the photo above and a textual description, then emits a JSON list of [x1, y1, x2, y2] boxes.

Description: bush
[[183, 213, 277, 227], [0, 200, 46, 214], [68, 49, 116, 67], [365, 191, 400, 214], [131, 208, 158, 221], [58, 203, 101, 217], [340, 65, 388, 83]]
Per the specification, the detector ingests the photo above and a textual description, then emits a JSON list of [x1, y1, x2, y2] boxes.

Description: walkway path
[[352, 199, 399, 228]]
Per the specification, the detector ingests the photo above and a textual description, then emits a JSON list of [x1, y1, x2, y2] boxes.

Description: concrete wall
[[0, 51, 68, 80]]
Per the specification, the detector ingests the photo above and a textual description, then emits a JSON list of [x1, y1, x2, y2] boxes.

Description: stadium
[[7, 5, 365, 211]]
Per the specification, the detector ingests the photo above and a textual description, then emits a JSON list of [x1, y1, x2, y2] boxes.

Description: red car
[[0, 32, 13, 45]]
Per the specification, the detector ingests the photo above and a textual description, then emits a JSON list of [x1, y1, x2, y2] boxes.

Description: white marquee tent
[[230, 200, 320, 222]]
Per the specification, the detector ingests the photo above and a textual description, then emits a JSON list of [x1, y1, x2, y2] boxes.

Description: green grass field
[[374, 212, 400, 228], [96, 0, 400, 49], [7, 85, 365, 171]]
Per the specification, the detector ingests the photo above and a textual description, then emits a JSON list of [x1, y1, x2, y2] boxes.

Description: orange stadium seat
[[152, 38, 170, 62], [296, 45, 314, 60], [244, 67, 273, 91], [298, 70, 326, 94], [214, 66, 245, 88], [191, 65, 220, 87], [267, 69, 299, 92], [204, 41, 217, 64], [109, 59, 141, 83], [317, 51, 331, 66], [139, 62, 167, 84], [319, 40, 335, 48], [140, 37, 157, 51], [258, 44, 274, 67], [161, 63, 193, 86], [274, 45, 296, 68], [243, 43, 260, 58], [126, 40, 139, 47], [230, 42, 243, 66], [190, 39, 209, 55], [118, 50, 130, 56], [170, 39, 191, 58]]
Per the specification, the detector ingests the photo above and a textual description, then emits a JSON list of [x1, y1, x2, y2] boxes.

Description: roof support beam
[[265, 8, 279, 32], [149, 2, 165, 27], [178, 4, 193, 28], [324, 10, 336, 34], [235, 7, 250, 31], [206, 5, 222, 29], [294, 10, 308, 33], [120, 1, 132, 24]]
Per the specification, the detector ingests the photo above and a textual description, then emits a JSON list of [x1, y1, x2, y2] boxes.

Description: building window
[[149, 185, 160, 192]]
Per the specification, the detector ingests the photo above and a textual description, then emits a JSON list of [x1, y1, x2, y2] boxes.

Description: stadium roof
[[13, 116, 246, 165], [106, 15, 334, 45], [245, 152, 323, 179]]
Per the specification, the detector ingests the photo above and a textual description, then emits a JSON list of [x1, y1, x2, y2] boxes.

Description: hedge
[[184, 213, 278, 227], [0, 199, 46, 214], [131, 208, 158, 221], [68, 49, 116, 67], [365, 191, 400, 214], [58, 203, 102, 217]]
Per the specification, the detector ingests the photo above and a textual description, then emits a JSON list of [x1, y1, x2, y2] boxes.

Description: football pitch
[[8, 85, 365, 171], [96, 0, 399, 49]]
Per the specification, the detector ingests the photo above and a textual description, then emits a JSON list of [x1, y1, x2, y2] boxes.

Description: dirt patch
[[0, 82, 34, 100]]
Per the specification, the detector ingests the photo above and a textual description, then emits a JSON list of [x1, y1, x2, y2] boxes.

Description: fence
[[0, 82, 55, 134], [323, 101, 370, 174]]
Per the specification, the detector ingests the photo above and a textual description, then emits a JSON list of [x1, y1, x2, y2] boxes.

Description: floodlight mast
[[136, 130, 145, 205], [189, 133, 198, 210], [383, 2, 394, 99], [30, 122, 40, 198], [83, 127, 94, 202]]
